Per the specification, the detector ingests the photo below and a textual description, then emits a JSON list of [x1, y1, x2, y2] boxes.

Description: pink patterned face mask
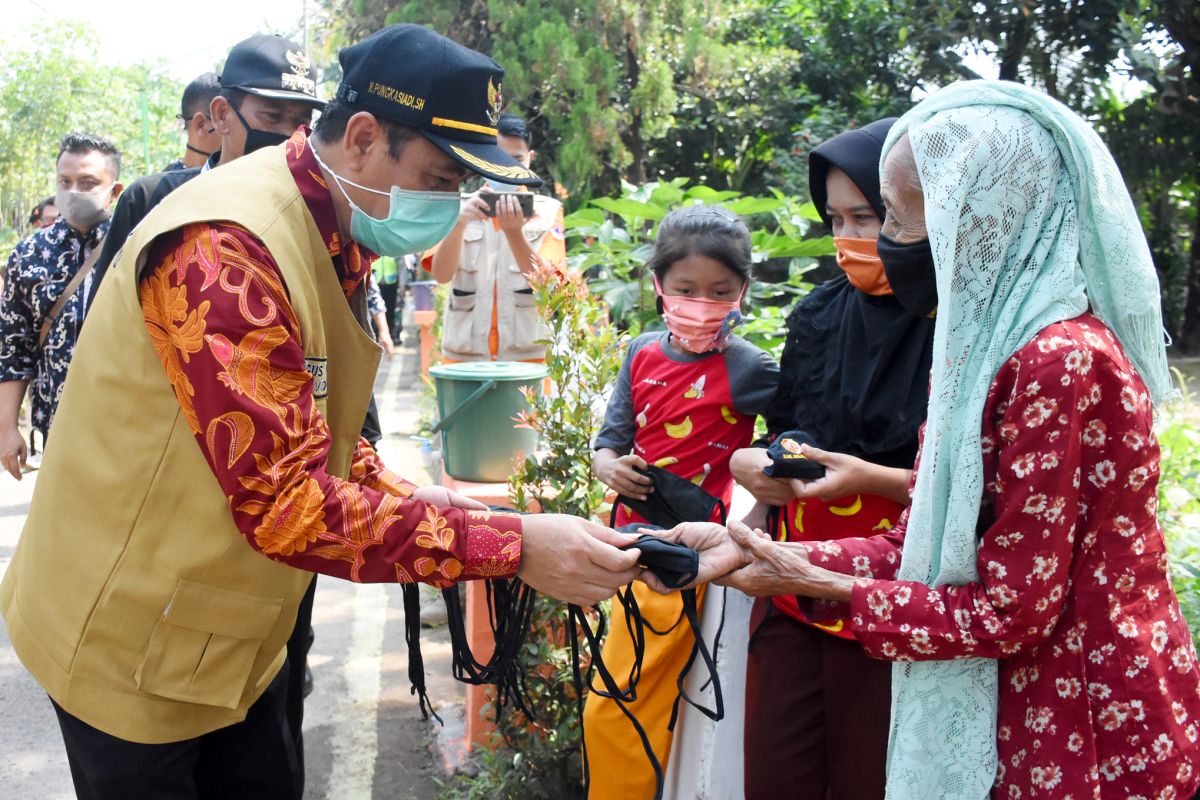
[[654, 276, 746, 353]]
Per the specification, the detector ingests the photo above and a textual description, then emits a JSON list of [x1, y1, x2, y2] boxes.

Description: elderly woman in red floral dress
[[656, 81, 1200, 800]]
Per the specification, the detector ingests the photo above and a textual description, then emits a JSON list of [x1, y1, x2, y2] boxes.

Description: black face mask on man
[[231, 104, 290, 154], [877, 232, 938, 318]]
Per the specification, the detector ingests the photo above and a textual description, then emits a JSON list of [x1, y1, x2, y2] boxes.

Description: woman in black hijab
[[728, 118, 935, 799]]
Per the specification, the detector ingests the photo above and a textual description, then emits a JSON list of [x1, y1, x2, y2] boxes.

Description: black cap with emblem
[[219, 34, 325, 109], [334, 24, 542, 187]]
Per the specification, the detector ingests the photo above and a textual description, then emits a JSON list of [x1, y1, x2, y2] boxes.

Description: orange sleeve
[[420, 241, 440, 273], [537, 204, 567, 268]]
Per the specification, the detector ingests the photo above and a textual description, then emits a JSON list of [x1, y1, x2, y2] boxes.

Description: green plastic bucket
[[429, 361, 548, 483]]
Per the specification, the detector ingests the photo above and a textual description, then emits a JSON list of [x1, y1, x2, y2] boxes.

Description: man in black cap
[[163, 72, 222, 172], [1, 24, 656, 800], [87, 33, 324, 309]]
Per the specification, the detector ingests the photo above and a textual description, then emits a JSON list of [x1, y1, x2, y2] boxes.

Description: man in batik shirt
[[0, 132, 122, 475]]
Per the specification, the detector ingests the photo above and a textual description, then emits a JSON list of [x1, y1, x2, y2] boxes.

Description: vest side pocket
[[134, 579, 283, 709], [444, 225, 483, 355], [443, 287, 479, 355], [509, 288, 546, 352], [458, 222, 485, 290]]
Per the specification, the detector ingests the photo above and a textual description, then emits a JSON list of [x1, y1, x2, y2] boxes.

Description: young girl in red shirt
[[583, 204, 778, 798]]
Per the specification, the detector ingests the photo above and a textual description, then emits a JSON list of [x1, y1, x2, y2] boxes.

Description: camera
[[479, 191, 534, 219]]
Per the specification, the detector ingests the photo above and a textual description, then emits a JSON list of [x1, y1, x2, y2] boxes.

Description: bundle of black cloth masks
[[570, 524, 725, 800], [397, 503, 725, 800]]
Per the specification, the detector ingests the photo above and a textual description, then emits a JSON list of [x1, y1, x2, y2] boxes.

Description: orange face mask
[[834, 236, 892, 296]]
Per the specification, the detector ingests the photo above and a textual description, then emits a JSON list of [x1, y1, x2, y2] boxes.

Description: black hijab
[[764, 118, 935, 468]]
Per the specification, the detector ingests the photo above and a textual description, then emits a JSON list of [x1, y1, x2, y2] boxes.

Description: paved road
[[0, 339, 468, 799]]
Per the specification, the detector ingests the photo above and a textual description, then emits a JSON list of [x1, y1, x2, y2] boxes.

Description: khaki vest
[[441, 194, 561, 361], [0, 144, 381, 743]]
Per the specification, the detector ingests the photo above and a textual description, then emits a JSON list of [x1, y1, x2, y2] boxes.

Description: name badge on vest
[[305, 357, 328, 398]]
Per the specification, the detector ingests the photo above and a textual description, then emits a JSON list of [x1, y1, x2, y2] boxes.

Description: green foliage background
[[0, 22, 184, 253], [325, 0, 1198, 346]]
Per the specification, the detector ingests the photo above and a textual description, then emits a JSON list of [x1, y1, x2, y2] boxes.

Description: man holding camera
[[425, 113, 565, 363]]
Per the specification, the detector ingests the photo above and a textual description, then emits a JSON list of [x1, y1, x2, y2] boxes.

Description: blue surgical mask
[[312, 147, 461, 257]]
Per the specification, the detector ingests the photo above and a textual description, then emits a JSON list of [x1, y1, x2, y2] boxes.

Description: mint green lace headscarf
[[879, 80, 1173, 799]]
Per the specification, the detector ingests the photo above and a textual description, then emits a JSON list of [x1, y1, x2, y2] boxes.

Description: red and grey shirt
[[596, 331, 778, 526]]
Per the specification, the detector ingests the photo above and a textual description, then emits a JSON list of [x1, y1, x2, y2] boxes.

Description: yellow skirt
[[581, 581, 707, 799]]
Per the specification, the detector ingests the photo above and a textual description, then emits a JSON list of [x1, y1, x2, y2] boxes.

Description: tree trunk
[[625, 54, 646, 184], [998, 1, 1034, 81]]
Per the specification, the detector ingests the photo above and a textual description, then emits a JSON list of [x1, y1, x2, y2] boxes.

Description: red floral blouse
[[808, 314, 1200, 799], [136, 129, 522, 588]]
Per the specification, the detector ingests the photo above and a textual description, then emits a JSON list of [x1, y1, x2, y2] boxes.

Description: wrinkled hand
[[412, 485, 488, 511], [639, 521, 754, 593], [493, 193, 528, 233], [717, 521, 853, 602], [729, 447, 793, 507], [0, 427, 27, 481], [788, 444, 873, 502], [518, 514, 643, 605], [599, 453, 653, 501]]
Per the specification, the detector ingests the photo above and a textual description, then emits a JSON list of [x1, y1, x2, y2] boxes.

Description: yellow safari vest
[[0, 143, 381, 743]]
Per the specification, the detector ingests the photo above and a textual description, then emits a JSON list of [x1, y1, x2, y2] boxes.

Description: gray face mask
[[55, 185, 114, 230]]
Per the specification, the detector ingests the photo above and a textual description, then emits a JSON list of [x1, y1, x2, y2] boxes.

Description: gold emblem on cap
[[286, 49, 311, 76], [487, 76, 503, 126], [449, 144, 534, 181]]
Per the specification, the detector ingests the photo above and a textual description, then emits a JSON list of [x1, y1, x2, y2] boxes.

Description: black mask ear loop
[[646, 503, 728, 734], [570, 599, 663, 797], [423, 507, 727, 800], [401, 583, 439, 722], [184, 115, 215, 158], [583, 522, 729, 800]]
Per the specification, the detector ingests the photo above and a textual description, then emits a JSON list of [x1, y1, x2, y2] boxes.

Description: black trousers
[[284, 575, 318, 776], [52, 659, 301, 800], [361, 394, 382, 448], [379, 280, 400, 337]]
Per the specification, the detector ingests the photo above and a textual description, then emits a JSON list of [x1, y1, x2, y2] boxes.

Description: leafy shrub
[[442, 264, 623, 799], [1158, 373, 1200, 644]]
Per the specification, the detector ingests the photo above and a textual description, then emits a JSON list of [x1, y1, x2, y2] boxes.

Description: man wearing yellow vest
[[0, 25, 644, 800]]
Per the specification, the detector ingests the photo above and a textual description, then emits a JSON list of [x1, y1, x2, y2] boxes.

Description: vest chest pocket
[[521, 217, 551, 243], [454, 223, 485, 297], [134, 580, 284, 710]]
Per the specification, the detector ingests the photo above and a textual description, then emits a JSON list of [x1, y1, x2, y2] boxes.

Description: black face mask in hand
[[613, 465, 727, 530], [231, 104, 291, 154], [877, 232, 938, 318]]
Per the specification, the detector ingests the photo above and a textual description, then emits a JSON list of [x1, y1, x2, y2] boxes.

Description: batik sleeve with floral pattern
[[138, 221, 522, 587]]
